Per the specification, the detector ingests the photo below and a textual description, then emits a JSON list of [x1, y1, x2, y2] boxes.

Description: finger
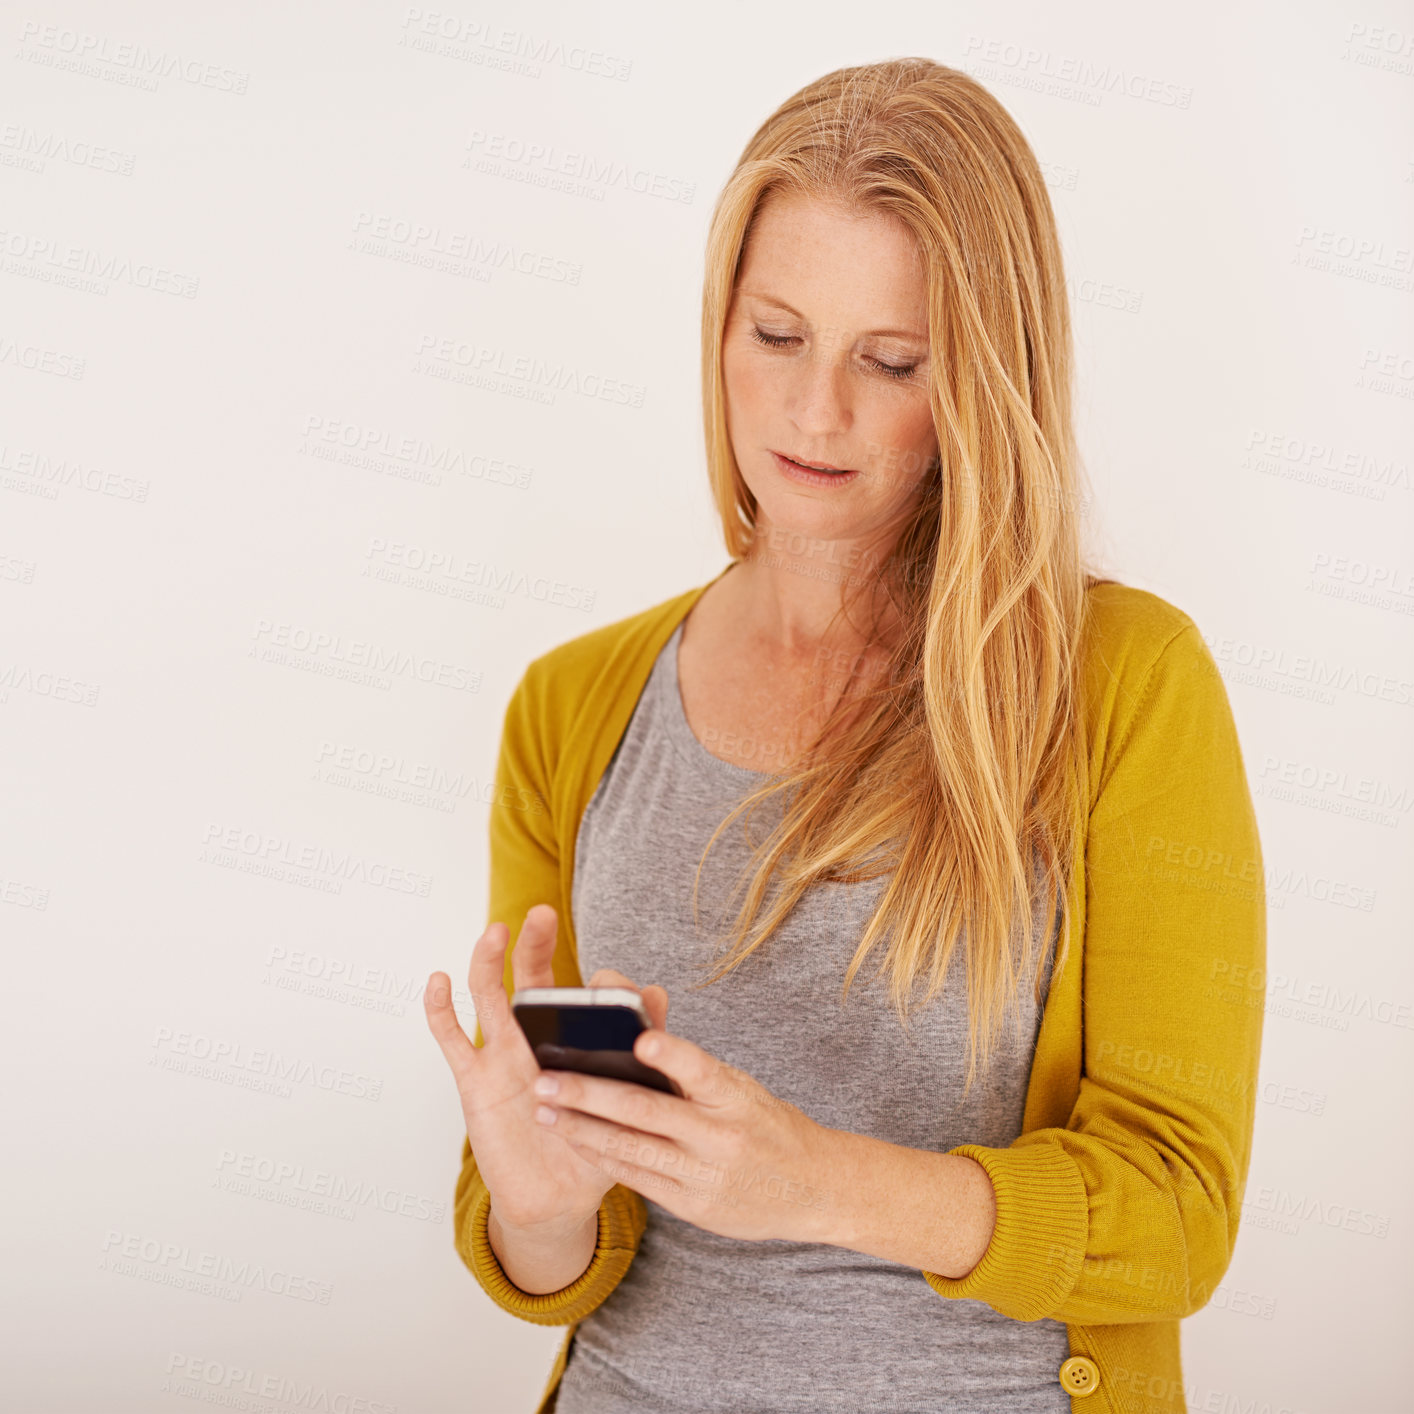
[[557, 1133, 687, 1206], [511, 904, 559, 993], [423, 969, 479, 1080], [538, 1107, 689, 1186], [640, 984, 670, 1032], [557, 1131, 743, 1217], [586, 969, 670, 1032], [586, 966, 636, 990], [536, 1069, 695, 1144], [466, 922, 515, 1046], [632, 1029, 744, 1109]]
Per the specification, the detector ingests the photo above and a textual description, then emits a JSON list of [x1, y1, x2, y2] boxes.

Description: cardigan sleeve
[[921, 620, 1266, 1324], [451, 662, 650, 1326]]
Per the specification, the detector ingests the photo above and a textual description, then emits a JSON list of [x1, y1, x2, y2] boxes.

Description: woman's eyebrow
[[739, 289, 928, 343]]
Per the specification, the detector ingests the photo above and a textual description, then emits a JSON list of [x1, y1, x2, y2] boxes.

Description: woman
[[425, 58, 1265, 1414]]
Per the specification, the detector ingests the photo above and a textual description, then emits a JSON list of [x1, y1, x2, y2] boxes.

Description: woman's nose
[[784, 352, 852, 434]]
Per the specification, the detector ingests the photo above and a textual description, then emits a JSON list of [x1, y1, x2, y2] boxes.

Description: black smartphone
[[511, 986, 683, 1096]]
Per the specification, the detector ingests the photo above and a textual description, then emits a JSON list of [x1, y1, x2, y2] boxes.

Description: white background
[[2, 3, 1411, 1411]]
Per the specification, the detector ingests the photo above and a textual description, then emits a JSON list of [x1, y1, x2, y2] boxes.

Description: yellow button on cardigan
[[451, 565, 1267, 1414]]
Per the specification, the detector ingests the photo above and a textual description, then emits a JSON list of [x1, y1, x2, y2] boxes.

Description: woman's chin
[[747, 498, 873, 547]]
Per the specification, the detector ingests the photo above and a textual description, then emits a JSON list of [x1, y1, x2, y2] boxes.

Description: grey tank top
[[555, 619, 1071, 1414]]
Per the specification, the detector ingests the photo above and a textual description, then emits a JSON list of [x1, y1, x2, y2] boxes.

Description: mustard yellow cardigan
[[452, 566, 1266, 1414]]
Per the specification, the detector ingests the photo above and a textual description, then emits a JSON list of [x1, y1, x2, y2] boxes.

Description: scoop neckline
[[658, 620, 773, 784]]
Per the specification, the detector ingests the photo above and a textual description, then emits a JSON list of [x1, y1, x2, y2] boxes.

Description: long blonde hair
[[693, 58, 1108, 1090]]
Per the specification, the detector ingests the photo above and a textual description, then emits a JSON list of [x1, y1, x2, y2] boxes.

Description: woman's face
[[721, 191, 939, 557]]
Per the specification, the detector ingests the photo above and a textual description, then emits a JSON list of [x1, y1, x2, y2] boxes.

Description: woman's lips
[[773, 449, 851, 472], [771, 450, 860, 484]]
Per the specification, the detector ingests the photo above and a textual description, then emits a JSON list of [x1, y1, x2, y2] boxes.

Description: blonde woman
[[425, 58, 1265, 1414]]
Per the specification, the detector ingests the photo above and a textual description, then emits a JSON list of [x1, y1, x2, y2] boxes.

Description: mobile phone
[[511, 986, 683, 1096]]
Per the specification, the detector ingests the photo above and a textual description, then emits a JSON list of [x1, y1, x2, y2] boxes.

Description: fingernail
[[534, 1105, 557, 1124], [534, 1074, 559, 1097]]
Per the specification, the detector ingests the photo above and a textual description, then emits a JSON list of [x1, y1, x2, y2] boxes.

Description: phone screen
[[513, 1001, 681, 1095]]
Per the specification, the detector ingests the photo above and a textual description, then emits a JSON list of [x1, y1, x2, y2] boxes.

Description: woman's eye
[[867, 357, 918, 381], [749, 325, 919, 381], [750, 326, 797, 349]]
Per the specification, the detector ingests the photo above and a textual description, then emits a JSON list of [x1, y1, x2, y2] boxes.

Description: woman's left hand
[[530, 1008, 840, 1244]]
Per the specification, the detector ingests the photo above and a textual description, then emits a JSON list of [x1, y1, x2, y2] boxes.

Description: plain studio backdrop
[[2, 2, 1411, 1411]]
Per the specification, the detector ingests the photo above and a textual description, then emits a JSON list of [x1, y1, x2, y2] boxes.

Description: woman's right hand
[[424, 903, 669, 1241]]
